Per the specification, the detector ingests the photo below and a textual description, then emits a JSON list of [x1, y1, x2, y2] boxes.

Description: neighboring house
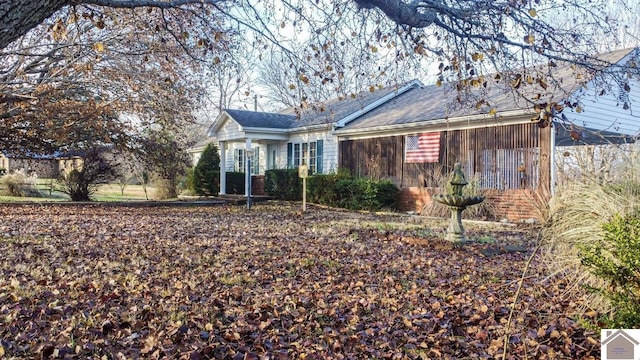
[[1, 148, 115, 178], [186, 137, 218, 167], [207, 48, 639, 221], [57, 153, 84, 175], [0, 153, 58, 178]]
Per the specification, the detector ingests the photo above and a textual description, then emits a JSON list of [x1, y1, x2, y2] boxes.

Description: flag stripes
[[405, 132, 440, 163]]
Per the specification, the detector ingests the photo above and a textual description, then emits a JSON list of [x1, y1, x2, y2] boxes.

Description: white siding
[[284, 130, 338, 174], [216, 118, 244, 142], [222, 141, 268, 174], [222, 142, 237, 172], [216, 127, 338, 174], [565, 71, 640, 136]]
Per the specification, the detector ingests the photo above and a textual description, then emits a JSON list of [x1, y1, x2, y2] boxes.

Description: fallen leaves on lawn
[[0, 203, 600, 359]]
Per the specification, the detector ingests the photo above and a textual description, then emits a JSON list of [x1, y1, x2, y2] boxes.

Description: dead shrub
[[521, 186, 552, 223], [0, 169, 40, 197]]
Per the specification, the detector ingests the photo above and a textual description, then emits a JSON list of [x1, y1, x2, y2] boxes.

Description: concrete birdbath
[[432, 163, 484, 243]]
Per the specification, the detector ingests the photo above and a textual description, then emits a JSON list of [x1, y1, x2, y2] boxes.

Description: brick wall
[[397, 187, 546, 222], [486, 189, 543, 222], [251, 175, 265, 195]]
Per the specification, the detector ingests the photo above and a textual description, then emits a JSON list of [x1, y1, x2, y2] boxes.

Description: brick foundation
[[397, 187, 545, 222], [251, 175, 265, 196]]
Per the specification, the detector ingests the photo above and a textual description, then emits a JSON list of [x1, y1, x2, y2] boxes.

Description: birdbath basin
[[432, 163, 484, 243]]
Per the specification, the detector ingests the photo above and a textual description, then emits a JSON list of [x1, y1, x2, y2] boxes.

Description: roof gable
[[602, 329, 640, 346]]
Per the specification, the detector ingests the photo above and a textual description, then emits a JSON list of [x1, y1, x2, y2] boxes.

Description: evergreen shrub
[[225, 172, 245, 194], [193, 144, 220, 196], [264, 169, 301, 200], [579, 211, 640, 328], [308, 170, 399, 211]]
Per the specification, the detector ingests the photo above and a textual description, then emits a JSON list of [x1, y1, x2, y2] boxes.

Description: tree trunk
[[0, 1, 68, 49]]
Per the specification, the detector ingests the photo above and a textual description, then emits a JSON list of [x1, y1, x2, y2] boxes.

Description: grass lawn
[[0, 202, 600, 359], [91, 184, 154, 201], [0, 180, 156, 202]]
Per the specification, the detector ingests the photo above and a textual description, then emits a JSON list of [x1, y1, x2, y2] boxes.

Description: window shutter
[[316, 139, 323, 174], [287, 142, 293, 168]]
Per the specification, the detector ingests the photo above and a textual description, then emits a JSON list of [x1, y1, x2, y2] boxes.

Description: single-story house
[[207, 47, 639, 221]]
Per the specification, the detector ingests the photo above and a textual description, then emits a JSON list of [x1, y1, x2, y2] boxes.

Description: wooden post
[[298, 165, 308, 212], [302, 177, 307, 212]]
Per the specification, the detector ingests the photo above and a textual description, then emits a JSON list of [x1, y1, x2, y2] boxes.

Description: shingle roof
[[220, 80, 420, 130], [219, 48, 636, 134], [225, 109, 296, 129], [187, 137, 217, 152], [341, 48, 637, 131], [278, 80, 421, 128]]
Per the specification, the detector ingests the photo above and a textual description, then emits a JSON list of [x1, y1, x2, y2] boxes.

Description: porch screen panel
[[472, 123, 540, 189], [431, 124, 540, 190]]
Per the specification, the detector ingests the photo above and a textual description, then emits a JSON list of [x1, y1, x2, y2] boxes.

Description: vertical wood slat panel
[[337, 122, 548, 191]]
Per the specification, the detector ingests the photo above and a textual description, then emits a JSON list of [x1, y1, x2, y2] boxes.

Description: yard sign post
[[298, 164, 308, 212], [246, 149, 253, 210]]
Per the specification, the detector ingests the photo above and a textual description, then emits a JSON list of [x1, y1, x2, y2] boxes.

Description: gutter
[[333, 109, 536, 138], [241, 126, 290, 134], [288, 123, 334, 133]]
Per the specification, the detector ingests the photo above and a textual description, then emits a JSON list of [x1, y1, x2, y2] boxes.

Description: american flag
[[405, 132, 440, 163]]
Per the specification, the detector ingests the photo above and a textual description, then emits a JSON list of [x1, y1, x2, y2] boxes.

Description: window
[[293, 143, 301, 167], [287, 140, 323, 174], [302, 143, 309, 165], [309, 142, 317, 173], [252, 146, 260, 174], [234, 148, 244, 172], [234, 147, 260, 174]]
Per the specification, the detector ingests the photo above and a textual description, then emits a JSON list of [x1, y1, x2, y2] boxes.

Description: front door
[[267, 143, 277, 170]]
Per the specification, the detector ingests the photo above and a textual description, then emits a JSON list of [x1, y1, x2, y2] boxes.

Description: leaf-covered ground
[[0, 203, 600, 359]]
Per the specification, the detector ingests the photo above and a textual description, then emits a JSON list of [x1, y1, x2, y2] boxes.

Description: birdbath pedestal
[[432, 163, 484, 243]]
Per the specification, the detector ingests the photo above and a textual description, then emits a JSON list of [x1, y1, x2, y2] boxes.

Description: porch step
[[217, 194, 273, 205]]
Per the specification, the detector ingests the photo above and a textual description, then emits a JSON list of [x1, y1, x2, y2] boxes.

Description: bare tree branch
[[354, 0, 436, 28]]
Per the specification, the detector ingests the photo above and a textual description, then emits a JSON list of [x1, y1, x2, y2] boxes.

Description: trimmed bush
[[307, 169, 352, 205], [308, 171, 399, 211], [225, 172, 245, 194], [266, 168, 398, 210], [265, 169, 301, 201]]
